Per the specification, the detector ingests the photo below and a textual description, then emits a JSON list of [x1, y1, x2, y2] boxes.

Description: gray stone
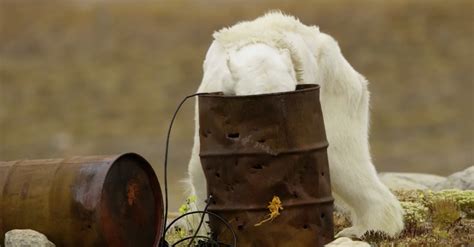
[[4, 229, 55, 247], [379, 172, 446, 190], [433, 166, 474, 190]]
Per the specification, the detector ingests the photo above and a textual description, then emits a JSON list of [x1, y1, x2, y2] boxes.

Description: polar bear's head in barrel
[[226, 43, 297, 95]]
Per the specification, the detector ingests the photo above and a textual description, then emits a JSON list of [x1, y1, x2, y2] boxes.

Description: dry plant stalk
[[254, 196, 284, 226]]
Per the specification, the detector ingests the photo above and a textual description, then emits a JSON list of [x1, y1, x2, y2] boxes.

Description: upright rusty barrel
[[0, 153, 163, 246], [199, 84, 334, 246]]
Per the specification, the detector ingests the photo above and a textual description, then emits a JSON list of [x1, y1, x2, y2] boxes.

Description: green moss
[[331, 189, 473, 245], [400, 201, 429, 229], [371, 189, 474, 246], [426, 189, 474, 218]]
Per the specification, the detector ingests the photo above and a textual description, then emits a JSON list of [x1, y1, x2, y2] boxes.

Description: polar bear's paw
[[336, 197, 405, 238], [365, 198, 405, 237]]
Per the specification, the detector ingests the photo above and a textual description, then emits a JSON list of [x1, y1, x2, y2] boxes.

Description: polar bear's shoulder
[[213, 11, 319, 50]]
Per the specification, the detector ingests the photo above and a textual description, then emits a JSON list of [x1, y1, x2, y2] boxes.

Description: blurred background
[[0, 0, 472, 210]]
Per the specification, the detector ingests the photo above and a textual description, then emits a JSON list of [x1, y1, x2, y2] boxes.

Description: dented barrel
[[199, 84, 334, 246], [0, 153, 163, 247]]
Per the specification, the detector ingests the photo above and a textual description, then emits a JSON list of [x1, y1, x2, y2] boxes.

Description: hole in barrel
[[252, 164, 263, 170], [321, 213, 325, 219], [227, 132, 240, 139], [293, 192, 299, 198], [321, 172, 325, 176], [237, 224, 244, 231], [215, 172, 220, 178], [303, 224, 309, 229], [203, 129, 212, 138], [226, 185, 234, 192], [257, 139, 266, 143]]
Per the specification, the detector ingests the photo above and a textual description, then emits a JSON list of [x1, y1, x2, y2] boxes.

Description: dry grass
[[0, 0, 473, 210]]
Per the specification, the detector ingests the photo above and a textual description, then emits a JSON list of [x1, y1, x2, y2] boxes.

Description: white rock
[[379, 172, 446, 190], [4, 229, 55, 247], [325, 237, 370, 247], [433, 166, 474, 190]]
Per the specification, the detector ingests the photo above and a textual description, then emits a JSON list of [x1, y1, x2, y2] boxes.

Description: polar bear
[[186, 12, 404, 238]]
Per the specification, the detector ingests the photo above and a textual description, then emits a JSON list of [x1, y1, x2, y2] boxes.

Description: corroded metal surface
[[0, 153, 163, 247], [199, 84, 334, 246]]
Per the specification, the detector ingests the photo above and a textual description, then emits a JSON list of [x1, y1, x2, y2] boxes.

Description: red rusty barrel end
[[99, 153, 164, 247]]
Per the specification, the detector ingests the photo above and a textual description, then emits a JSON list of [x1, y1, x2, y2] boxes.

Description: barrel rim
[[198, 83, 320, 99]]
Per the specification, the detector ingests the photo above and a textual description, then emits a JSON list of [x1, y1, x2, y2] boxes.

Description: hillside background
[[0, 0, 472, 210]]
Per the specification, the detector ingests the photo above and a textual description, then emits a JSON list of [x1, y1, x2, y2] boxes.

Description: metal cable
[[160, 93, 237, 247]]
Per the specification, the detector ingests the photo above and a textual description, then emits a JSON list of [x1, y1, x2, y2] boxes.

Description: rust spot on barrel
[[127, 180, 139, 206]]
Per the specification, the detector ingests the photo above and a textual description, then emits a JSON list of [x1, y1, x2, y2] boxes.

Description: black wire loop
[[159, 93, 237, 247], [165, 210, 237, 247]]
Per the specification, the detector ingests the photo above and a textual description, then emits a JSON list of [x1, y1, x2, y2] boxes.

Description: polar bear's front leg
[[313, 32, 404, 238], [321, 89, 404, 237], [328, 141, 404, 238]]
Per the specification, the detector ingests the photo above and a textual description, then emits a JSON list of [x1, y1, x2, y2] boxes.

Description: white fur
[[186, 12, 404, 238]]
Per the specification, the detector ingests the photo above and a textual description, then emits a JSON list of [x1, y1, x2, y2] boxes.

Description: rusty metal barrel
[[0, 153, 163, 246], [198, 84, 334, 246]]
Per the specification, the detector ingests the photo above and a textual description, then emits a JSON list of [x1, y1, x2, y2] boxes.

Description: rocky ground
[[165, 166, 474, 246], [358, 166, 474, 246], [4, 166, 473, 246], [334, 189, 473, 246], [379, 166, 473, 192]]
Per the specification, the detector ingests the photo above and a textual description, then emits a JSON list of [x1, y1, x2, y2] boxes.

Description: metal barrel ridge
[[198, 84, 334, 246], [0, 153, 163, 246]]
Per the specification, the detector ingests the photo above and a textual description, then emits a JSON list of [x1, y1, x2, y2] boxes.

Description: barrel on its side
[[0, 153, 163, 246], [199, 84, 334, 246]]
